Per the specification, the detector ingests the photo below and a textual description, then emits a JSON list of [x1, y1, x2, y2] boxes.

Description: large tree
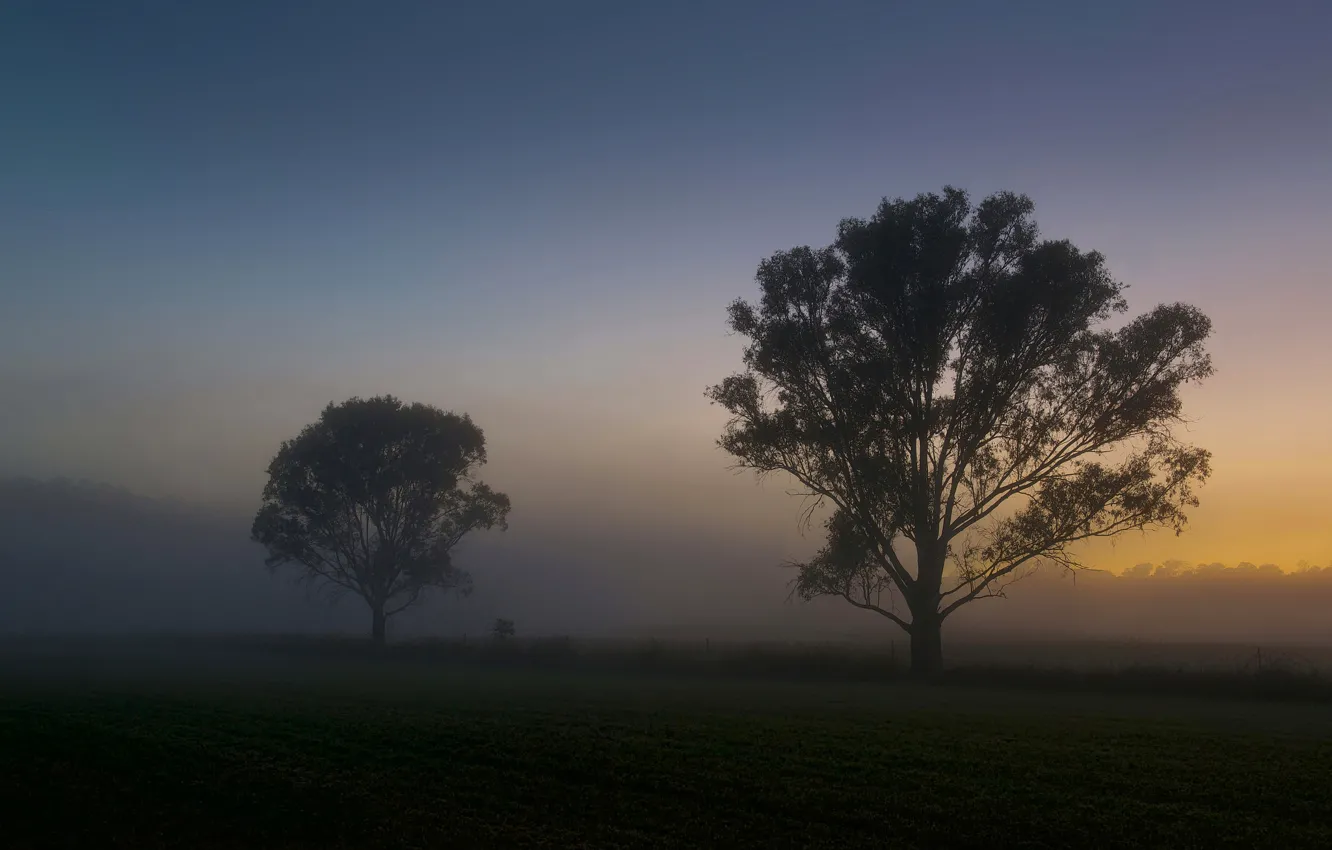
[[707, 188, 1212, 674], [252, 396, 510, 643]]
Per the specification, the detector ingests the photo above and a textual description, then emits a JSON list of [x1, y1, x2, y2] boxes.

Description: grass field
[[3, 645, 1332, 849]]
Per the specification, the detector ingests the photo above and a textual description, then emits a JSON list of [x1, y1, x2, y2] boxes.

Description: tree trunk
[[371, 604, 386, 645], [910, 544, 946, 676], [909, 614, 943, 676]]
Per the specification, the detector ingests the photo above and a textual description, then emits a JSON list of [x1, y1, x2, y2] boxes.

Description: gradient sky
[[3, 0, 1330, 576]]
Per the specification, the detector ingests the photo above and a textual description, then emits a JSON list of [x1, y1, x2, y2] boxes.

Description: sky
[[2, 0, 1330, 590]]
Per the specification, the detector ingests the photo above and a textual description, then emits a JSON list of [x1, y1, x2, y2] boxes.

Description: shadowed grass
[[2, 663, 1331, 849]]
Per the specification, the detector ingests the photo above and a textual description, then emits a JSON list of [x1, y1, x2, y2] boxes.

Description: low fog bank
[[942, 564, 1332, 646], [2, 478, 1330, 648], [0, 477, 786, 640]]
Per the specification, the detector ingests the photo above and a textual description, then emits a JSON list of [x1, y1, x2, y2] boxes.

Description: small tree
[[252, 395, 511, 644], [708, 188, 1212, 675], [492, 618, 515, 641]]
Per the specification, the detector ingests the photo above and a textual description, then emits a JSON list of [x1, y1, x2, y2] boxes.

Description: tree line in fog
[[1113, 560, 1332, 579]]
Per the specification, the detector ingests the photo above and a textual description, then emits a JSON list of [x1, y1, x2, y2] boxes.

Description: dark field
[[3, 641, 1332, 849]]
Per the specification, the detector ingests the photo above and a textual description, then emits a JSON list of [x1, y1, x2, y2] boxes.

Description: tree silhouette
[[708, 188, 1212, 674], [251, 396, 510, 643]]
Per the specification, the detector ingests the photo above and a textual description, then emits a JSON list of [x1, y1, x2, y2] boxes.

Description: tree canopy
[[707, 187, 1213, 673], [251, 395, 510, 642]]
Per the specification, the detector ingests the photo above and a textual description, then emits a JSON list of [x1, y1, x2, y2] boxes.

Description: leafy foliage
[[251, 396, 510, 631], [709, 188, 1213, 660]]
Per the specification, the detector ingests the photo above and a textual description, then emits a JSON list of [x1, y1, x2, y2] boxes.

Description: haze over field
[[3, 478, 1330, 648], [2, 1, 1329, 644]]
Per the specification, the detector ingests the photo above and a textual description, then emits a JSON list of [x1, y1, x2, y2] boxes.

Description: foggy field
[[6, 633, 1332, 702], [4, 644, 1332, 849], [7, 2, 1332, 847]]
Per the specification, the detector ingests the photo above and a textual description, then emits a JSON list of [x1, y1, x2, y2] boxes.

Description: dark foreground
[[2, 659, 1331, 849]]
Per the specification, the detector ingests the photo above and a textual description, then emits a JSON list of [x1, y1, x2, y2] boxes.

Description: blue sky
[[2, 0, 1330, 568]]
